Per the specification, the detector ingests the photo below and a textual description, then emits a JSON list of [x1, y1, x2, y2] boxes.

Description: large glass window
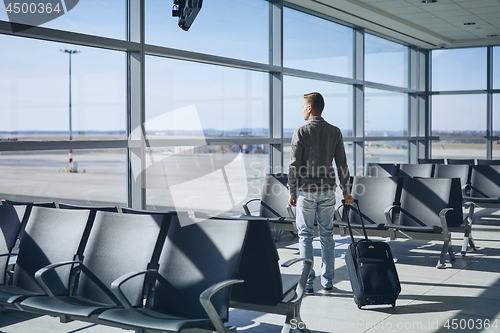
[[0, 149, 127, 206], [365, 141, 409, 164], [283, 7, 353, 78], [145, 56, 269, 138], [431, 94, 487, 136], [431, 140, 486, 161], [365, 88, 408, 137], [365, 34, 408, 88], [145, 0, 269, 64], [0, 35, 126, 141], [0, 0, 126, 40], [431, 48, 487, 91], [283, 76, 353, 138]]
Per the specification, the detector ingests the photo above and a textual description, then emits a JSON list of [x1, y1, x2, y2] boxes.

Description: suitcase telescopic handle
[[342, 199, 368, 242]]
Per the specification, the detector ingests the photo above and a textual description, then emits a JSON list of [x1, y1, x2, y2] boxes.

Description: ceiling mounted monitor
[[172, 0, 203, 31]]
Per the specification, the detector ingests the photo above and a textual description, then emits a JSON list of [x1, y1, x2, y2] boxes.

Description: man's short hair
[[303, 92, 324, 113]]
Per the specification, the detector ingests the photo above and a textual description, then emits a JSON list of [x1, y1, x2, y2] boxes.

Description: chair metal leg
[[462, 237, 478, 255], [461, 228, 478, 255], [469, 237, 477, 251], [436, 238, 450, 269], [460, 206, 478, 255], [281, 322, 291, 333], [461, 236, 469, 256], [448, 240, 456, 262], [278, 296, 311, 333]]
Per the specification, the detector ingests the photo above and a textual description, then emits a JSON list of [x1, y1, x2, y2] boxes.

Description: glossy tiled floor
[[1, 214, 500, 333]]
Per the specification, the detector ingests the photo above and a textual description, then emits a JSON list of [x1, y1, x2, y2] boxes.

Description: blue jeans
[[296, 189, 336, 289]]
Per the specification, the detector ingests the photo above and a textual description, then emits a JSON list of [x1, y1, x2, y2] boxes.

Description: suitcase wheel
[[391, 301, 396, 308], [357, 303, 362, 309]]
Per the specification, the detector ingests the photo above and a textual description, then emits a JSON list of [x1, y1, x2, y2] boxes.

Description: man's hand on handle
[[343, 193, 354, 205]]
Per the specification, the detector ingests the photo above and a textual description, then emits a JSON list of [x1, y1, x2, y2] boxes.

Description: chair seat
[[334, 220, 386, 230], [385, 223, 442, 233], [463, 197, 500, 205], [20, 295, 117, 318], [98, 307, 213, 332], [272, 217, 295, 225], [0, 285, 43, 304]]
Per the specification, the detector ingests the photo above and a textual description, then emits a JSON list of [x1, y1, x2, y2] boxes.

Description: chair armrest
[[280, 257, 309, 268], [280, 258, 312, 300], [35, 260, 81, 297], [384, 205, 397, 225], [439, 208, 453, 238], [199, 279, 244, 333], [243, 198, 261, 216], [110, 270, 155, 310]]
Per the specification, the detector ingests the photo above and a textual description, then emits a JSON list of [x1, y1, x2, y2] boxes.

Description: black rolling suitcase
[[344, 199, 401, 309]]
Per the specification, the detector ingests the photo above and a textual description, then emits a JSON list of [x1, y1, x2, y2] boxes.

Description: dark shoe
[[304, 286, 314, 295], [322, 286, 333, 293], [320, 286, 345, 295]]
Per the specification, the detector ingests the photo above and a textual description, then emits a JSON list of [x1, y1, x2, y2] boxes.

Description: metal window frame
[[427, 46, 498, 160]]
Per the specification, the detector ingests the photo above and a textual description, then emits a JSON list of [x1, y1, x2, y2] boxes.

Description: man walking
[[288, 92, 353, 295]]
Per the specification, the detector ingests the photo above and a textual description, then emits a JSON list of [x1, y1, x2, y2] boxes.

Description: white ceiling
[[287, 0, 500, 49]]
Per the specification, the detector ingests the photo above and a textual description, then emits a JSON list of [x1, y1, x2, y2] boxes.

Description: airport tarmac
[[0, 150, 269, 213], [0, 146, 491, 211]]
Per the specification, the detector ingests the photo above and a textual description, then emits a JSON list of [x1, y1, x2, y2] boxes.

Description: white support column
[[486, 46, 493, 160], [270, 0, 284, 174], [353, 28, 365, 175], [127, 0, 146, 209], [424, 49, 432, 159], [408, 47, 420, 164]]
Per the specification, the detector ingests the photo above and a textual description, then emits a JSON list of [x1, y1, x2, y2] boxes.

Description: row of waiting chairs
[[366, 163, 500, 216], [365, 162, 471, 182], [336, 176, 475, 269], [243, 173, 480, 268], [0, 200, 313, 333], [418, 158, 500, 165]]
